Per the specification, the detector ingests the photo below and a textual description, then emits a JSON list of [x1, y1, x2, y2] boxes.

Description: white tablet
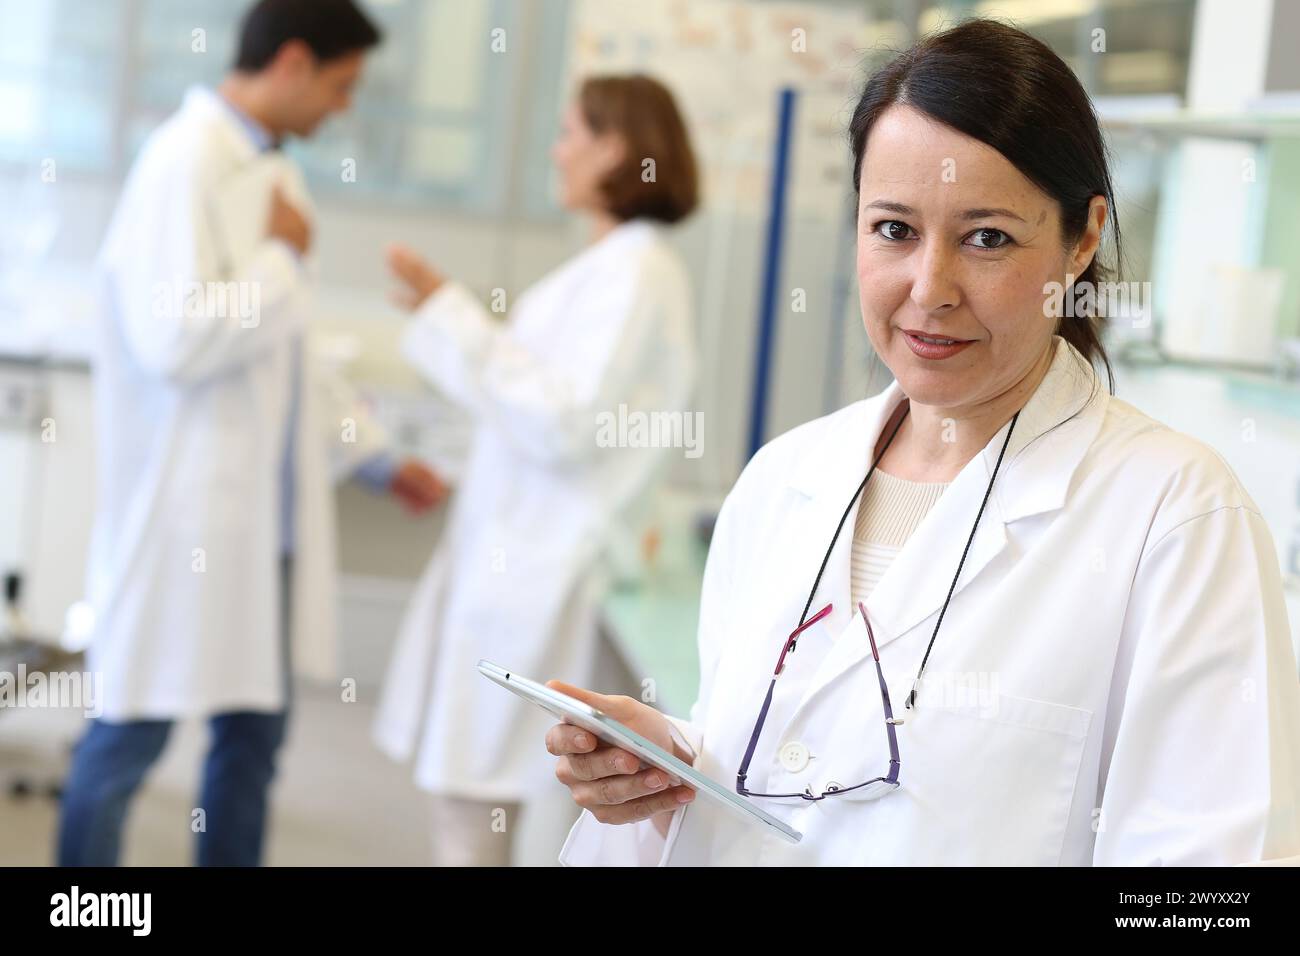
[[477, 659, 801, 845]]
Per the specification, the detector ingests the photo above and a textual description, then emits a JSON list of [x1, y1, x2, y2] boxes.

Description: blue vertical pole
[[747, 87, 797, 460]]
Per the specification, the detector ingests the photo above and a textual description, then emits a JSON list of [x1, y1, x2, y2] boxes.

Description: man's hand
[[386, 243, 445, 310], [268, 185, 313, 256], [389, 458, 448, 514]]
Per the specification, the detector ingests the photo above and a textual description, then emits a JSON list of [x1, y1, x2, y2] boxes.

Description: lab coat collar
[[213, 91, 277, 153], [180, 86, 265, 163], [784, 335, 1108, 655], [594, 218, 660, 254], [788, 335, 1106, 513]]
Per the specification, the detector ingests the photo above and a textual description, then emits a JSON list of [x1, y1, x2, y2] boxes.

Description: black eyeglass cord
[[794, 401, 1021, 711]]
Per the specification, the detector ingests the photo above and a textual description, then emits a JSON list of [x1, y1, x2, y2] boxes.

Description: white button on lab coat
[[88, 87, 387, 719], [373, 220, 696, 800], [778, 742, 810, 774], [560, 336, 1300, 865]]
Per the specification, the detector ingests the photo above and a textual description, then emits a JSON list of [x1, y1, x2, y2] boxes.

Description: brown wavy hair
[[579, 74, 700, 225]]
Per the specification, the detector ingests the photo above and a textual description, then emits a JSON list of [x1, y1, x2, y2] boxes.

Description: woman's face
[[856, 105, 1102, 412], [551, 102, 624, 213]]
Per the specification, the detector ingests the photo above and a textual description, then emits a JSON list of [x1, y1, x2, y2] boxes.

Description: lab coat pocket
[[907, 686, 1092, 865]]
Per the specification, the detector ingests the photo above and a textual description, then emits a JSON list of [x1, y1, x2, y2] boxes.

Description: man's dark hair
[[234, 0, 382, 71]]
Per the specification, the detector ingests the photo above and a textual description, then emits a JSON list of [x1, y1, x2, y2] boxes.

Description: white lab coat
[[374, 220, 695, 800], [560, 335, 1300, 865], [88, 87, 385, 720]]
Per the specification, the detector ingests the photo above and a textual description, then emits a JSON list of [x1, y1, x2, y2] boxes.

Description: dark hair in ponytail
[[849, 18, 1118, 392]]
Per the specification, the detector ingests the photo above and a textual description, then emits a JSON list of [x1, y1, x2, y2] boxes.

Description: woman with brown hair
[[544, 20, 1300, 866], [373, 74, 700, 865]]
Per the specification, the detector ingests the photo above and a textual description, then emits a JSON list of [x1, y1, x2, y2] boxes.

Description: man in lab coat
[[58, 0, 445, 867]]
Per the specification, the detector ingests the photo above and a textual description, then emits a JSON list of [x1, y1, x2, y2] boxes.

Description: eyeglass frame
[[732, 401, 1020, 802], [734, 601, 902, 802]]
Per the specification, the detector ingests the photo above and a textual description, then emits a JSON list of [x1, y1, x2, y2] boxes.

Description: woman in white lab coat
[[373, 75, 700, 864], [546, 20, 1300, 866]]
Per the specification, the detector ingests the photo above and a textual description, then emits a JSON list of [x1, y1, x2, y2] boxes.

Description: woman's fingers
[[387, 286, 421, 312], [385, 242, 442, 302], [385, 242, 424, 279], [586, 787, 695, 825], [564, 764, 686, 809], [558, 744, 641, 782], [543, 684, 693, 826], [545, 680, 630, 717], [544, 722, 599, 756]]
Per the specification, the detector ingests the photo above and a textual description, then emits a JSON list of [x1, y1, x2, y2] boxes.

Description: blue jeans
[[60, 560, 294, 866], [57, 709, 289, 866]]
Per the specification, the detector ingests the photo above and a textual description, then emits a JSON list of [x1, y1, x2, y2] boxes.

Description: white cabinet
[[0, 361, 94, 645]]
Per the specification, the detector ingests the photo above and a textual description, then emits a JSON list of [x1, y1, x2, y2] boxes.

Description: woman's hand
[[545, 681, 696, 835], [386, 242, 445, 310]]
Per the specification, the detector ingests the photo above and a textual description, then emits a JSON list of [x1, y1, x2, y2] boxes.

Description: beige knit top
[[850, 469, 951, 610]]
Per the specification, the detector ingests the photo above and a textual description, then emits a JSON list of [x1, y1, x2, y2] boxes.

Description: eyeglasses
[[731, 403, 1020, 803], [735, 601, 902, 802]]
